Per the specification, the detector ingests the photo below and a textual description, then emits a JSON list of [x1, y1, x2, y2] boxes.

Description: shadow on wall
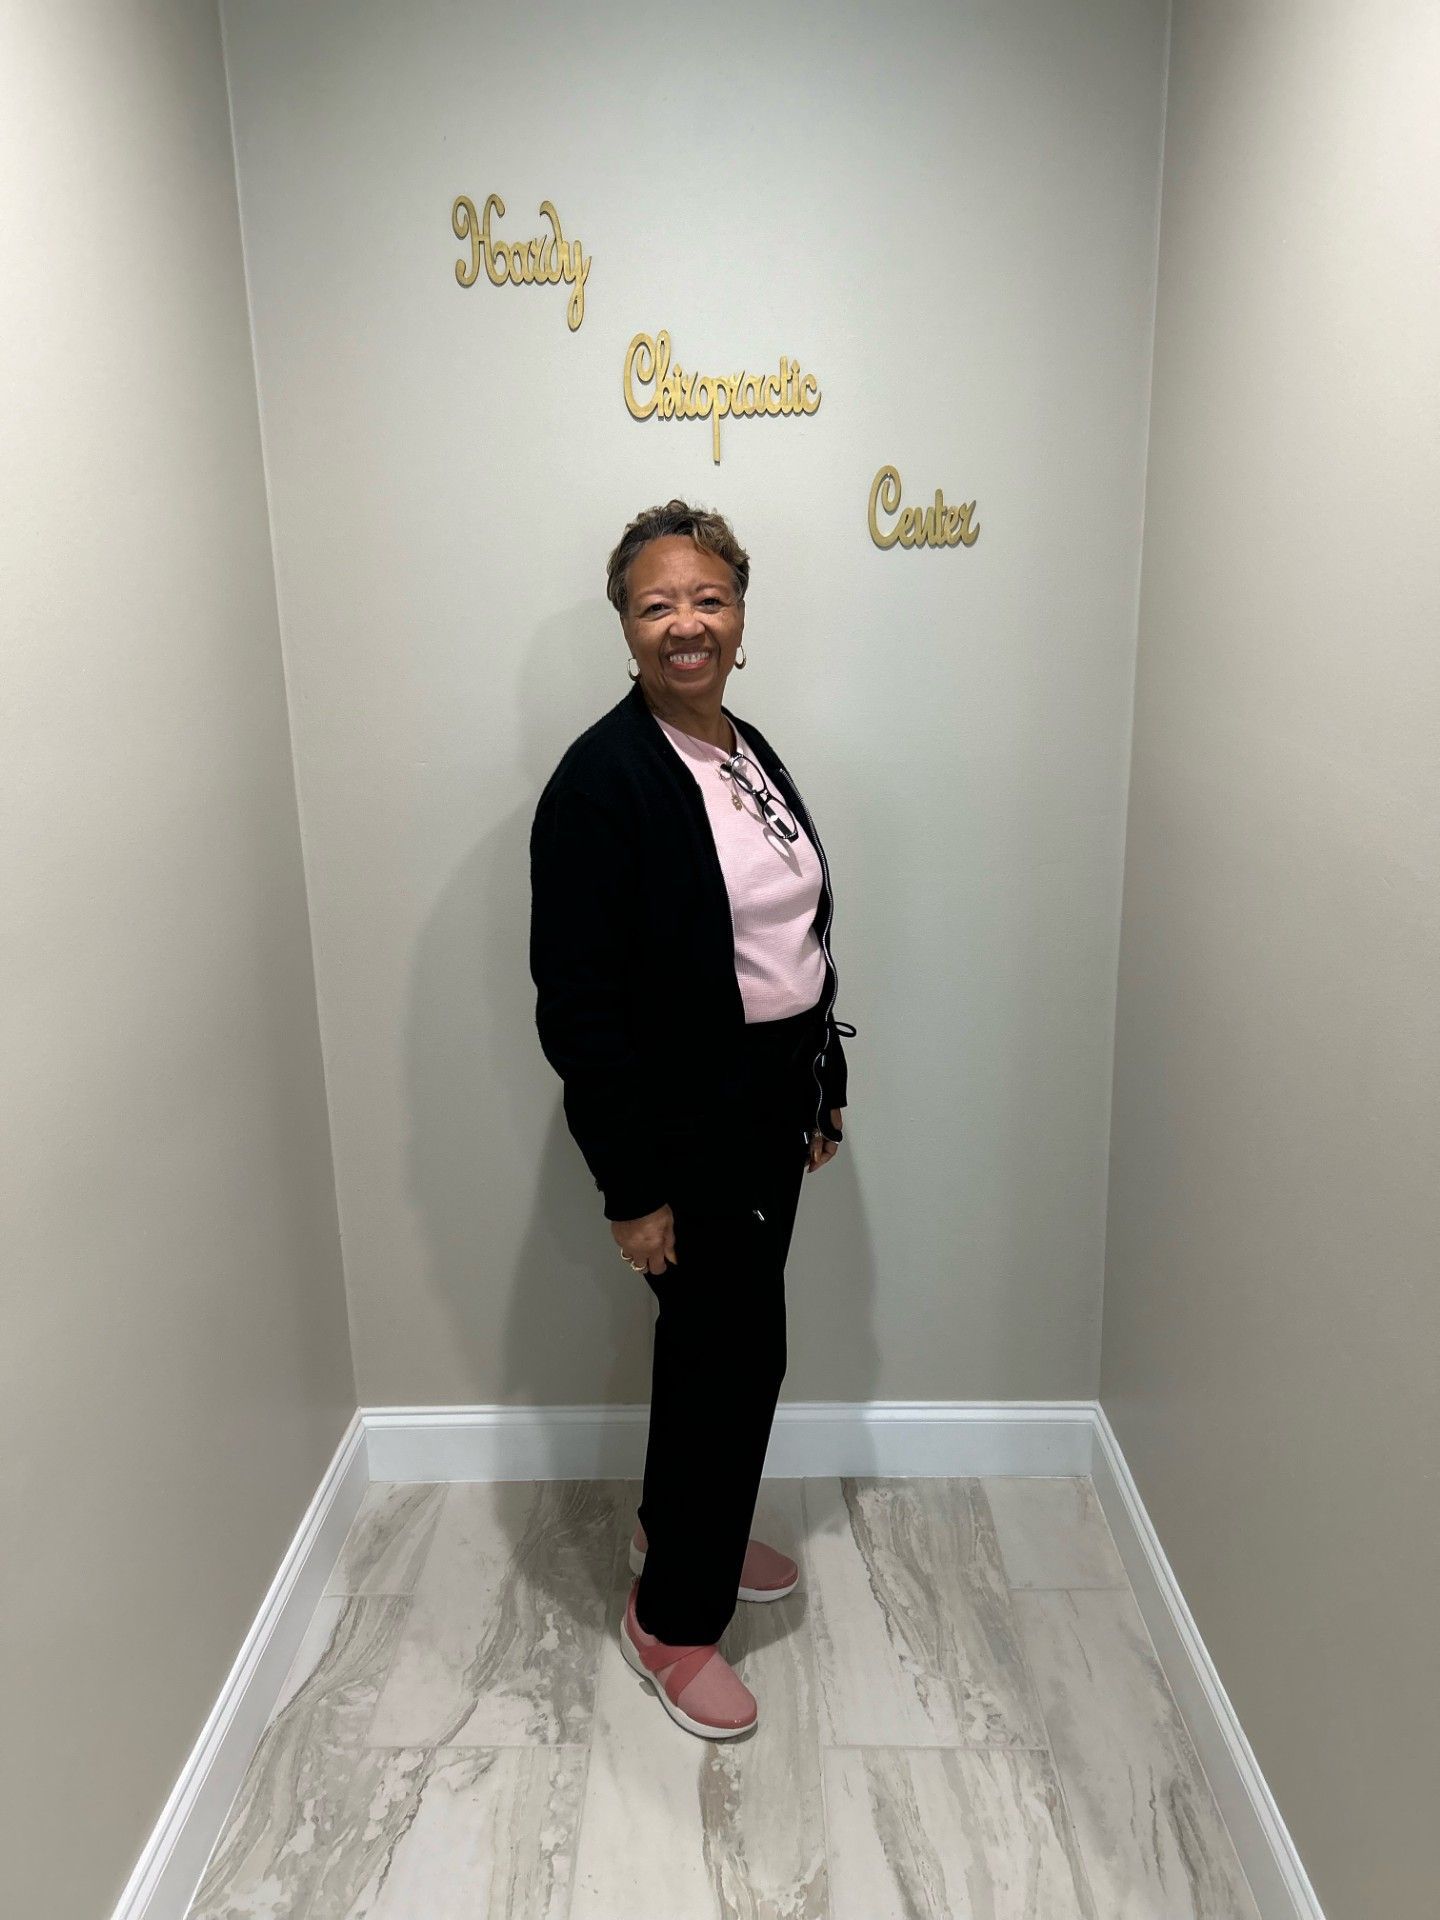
[[398, 597, 880, 1463]]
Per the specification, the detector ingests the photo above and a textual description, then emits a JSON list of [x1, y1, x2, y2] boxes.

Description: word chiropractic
[[868, 464, 980, 550], [451, 195, 590, 331], [623, 329, 821, 463]]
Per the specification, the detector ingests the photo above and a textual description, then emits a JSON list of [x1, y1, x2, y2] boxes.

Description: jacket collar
[[618, 673, 773, 777], [615, 676, 816, 897]]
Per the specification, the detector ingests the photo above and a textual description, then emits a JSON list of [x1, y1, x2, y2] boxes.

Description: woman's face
[[620, 535, 745, 710]]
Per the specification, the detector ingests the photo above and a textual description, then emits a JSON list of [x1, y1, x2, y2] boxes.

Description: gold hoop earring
[[734, 643, 747, 669], [627, 657, 639, 679]]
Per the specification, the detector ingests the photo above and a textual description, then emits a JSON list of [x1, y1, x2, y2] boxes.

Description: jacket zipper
[[772, 758, 849, 1144]]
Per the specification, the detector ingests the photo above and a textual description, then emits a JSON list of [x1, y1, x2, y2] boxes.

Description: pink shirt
[[652, 712, 827, 1023]]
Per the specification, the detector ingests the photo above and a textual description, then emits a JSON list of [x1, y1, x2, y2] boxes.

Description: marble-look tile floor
[[185, 1475, 1262, 1919]]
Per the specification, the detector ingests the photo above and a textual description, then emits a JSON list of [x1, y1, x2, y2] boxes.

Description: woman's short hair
[[605, 499, 751, 616]]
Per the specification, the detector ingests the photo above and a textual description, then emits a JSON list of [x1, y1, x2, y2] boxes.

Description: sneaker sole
[[627, 1538, 798, 1603], [619, 1615, 757, 1739]]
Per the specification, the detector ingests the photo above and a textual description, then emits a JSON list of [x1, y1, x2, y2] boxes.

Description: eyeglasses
[[719, 751, 799, 843]]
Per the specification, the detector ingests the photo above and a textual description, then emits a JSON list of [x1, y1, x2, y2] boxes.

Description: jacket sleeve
[[529, 773, 672, 1222]]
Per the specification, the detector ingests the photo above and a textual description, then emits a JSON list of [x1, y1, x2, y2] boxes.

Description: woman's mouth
[[664, 649, 712, 673]]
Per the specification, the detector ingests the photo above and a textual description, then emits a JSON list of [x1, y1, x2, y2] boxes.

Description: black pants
[[633, 996, 825, 1645]]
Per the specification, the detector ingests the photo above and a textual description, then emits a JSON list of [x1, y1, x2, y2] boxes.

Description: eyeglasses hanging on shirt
[[718, 750, 799, 845]]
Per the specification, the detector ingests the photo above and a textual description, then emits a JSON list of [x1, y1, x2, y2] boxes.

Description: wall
[[1101, 2, 1440, 1913], [0, 3, 354, 1915], [220, 0, 1170, 1408]]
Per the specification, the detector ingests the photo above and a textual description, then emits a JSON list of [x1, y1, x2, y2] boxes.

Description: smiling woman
[[617, 538, 747, 737], [528, 497, 857, 1738]]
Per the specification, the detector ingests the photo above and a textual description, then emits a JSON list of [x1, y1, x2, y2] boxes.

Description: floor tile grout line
[[288, 1484, 499, 1920], [188, 1593, 386, 1918], [972, 1478, 1105, 1919], [403, 1479, 452, 1596], [1004, 1714, 1105, 1920], [352, 1609, 413, 1749], [1012, 1583, 1261, 1917], [288, 1742, 373, 1920], [801, 1478, 838, 1914], [972, 1478, 1055, 1742], [811, 1474, 1105, 1915], [816, 1739, 1058, 1752], [355, 1739, 597, 1751], [580, 1496, 631, 1761], [331, 1725, 1062, 1762], [350, 1495, 447, 1750], [989, 1476, 1131, 1598], [303, 1487, 450, 1767], [560, 1741, 595, 1920], [1004, 1582, 1134, 1593], [1055, 1570, 1253, 1889], [565, 1486, 646, 1920], [282, 1498, 450, 1920], [322, 1587, 433, 1598]]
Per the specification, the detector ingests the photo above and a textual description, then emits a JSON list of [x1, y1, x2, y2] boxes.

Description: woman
[[528, 499, 856, 1740]]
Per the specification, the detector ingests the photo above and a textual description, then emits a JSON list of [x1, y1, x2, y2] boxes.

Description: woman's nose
[[668, 604, 705, 637]]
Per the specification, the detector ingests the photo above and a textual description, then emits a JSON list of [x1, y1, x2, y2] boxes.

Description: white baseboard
[[120, 1400, 1322, 1920], [110, 1413, 370, 1920], [361, 1397, 1097, 1482], [1090, 1408, 1326, 1920]]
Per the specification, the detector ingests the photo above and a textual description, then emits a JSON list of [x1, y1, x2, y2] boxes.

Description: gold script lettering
[[623, 331, 822, 463], [623, 331, 661, 419], [868, 466, 903, 548], [868, 465, 980, 550], [452, 193, 590, 329], [479, 193, 509, 287], [452, 195, 481, 287]]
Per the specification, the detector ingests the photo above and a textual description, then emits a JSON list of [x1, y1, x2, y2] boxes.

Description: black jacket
[[528, 677, 856, 1222]]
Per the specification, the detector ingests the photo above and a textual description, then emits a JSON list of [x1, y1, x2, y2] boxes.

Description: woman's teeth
[[667, 651, 710, 669]]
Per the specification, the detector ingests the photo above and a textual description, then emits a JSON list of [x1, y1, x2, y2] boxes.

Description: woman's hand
[[611, 1204, 677, 1276], [806, 1109, 846, 1174]]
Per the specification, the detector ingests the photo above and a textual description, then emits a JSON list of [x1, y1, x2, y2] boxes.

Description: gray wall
[[0, 4, 354, 1916], [1100, 3, 1440, 1914], [219, 0, 1170, 1409]]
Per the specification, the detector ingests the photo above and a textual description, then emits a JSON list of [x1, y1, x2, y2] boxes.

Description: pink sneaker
[[620, 1579, 758, 1739], [629, 1521, 799, 1602]]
